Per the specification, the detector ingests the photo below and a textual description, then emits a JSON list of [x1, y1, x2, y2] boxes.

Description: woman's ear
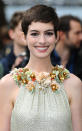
[[8, 29, 15, 40], [55, 31, 59, 43]]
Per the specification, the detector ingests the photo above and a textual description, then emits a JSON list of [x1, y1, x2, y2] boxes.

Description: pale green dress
[[10, 66, 73, 131]]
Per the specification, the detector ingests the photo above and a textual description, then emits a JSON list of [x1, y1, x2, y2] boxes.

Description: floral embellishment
[[51, 84, 58, 92], [26, 82, 35, 93], [30, 73, 36, 81], [51, 65, 70, 83], [11, 65, 70, 93]]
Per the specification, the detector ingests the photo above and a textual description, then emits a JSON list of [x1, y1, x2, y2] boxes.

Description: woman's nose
[[38, 34, 46, 44]]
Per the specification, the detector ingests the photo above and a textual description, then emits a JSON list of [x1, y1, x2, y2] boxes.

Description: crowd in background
[[0, 0, 82, 80]]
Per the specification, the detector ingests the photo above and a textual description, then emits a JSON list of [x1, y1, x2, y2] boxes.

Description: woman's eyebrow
[[30, 29, 54, 32], [44, 29, 54, 32], [30, 30, 39, 32]]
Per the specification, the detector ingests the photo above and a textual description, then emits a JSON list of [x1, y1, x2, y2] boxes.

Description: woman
[[0, 4, 82, 131]]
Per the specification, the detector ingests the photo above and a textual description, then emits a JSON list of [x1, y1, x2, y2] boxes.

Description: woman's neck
[[26, 55, 53, 73]]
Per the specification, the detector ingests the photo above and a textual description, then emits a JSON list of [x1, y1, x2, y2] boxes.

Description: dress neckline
[[11, 65, 70, 93]]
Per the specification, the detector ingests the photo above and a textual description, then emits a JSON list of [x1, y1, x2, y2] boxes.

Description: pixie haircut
[[22, 4, 59, 37], [10, 11, 24, 30]]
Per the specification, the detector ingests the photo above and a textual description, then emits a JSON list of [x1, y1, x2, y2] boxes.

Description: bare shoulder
[[64, 73, 82, 101], [64, 73, 82, 89], [70, 73, 82, 84], [0, 73, 17, 90], [0, 73, 19, 130], [0, 72, 18, 103], [0, 73, 13, 84], [64, 74, 82, 131]]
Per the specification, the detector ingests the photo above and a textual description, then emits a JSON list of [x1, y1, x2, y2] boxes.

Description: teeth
[[36, 47, 48, 50]]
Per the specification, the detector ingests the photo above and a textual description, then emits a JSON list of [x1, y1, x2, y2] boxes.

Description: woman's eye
[[45, 32, 54, 36], [31, 33, 38, 36]]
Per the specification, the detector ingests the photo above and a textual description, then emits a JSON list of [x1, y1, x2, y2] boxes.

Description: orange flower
[[17, 75, 21, 80], [51, 84, 58, 91]]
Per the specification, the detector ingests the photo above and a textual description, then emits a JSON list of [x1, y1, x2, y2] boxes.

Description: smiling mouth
[[34, 46, 49, 52]]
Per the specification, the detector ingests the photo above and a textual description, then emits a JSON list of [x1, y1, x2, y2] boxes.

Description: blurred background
[[1, 0, 82, 23]]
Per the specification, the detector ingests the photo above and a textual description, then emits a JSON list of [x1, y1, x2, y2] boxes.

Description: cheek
[[27, 37, 38, 47], [71, 35, 77, 43], [68, 33, 74, 42], [48, 38, 55, 50], [26, 36, 34, 48], [48, 36, 56, 45], [69, 33, 77, 40]]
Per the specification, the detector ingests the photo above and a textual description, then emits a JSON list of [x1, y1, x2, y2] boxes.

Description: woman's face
[[26, 22, 57, 59]]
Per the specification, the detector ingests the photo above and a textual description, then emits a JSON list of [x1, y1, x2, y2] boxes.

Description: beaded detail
[[11, 65, 70, 93]]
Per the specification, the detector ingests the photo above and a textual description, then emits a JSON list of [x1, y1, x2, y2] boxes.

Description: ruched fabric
[[11, 84, 73, 131]]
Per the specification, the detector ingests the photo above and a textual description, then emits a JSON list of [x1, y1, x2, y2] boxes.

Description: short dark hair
[[22, 4, 59, 37], [58, 15, 81, 33], [10, 11, 24, 30]]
